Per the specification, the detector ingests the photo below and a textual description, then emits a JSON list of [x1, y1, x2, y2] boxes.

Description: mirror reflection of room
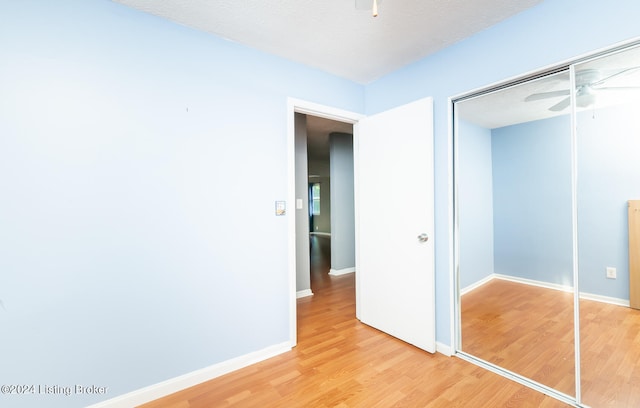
[[456, 70, 576, 396], [455, 43, 640, 406], [574, 45, 640, 407]]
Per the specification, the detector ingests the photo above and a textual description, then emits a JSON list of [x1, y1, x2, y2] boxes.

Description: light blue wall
[[484, 103, 640, 300], [0, 1, 363, 407], [461, 101, 640, 301], [577, 103, 640, 299], [3, 0, 640, 404], [457, 120, 494, 289], [365, 0, 640, 346], [492, 116, 574, 286]]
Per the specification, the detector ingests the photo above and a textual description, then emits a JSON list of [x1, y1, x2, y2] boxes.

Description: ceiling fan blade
[[524, 90, 570, 102], [549, 97, 571, 112], [591, 66, 640, 87], [591, 86, 640, 91]]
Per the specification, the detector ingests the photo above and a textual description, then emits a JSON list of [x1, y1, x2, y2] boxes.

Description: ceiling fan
[[524, 67, 640, 111]]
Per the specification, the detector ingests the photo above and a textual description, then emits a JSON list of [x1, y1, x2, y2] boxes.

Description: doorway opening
[[288, 97, 436, 353], [287, 99, 362, 346], [295, 112, 356, 326]]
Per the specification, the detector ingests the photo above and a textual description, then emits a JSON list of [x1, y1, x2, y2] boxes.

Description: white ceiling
[[113, 0, 543, 84]]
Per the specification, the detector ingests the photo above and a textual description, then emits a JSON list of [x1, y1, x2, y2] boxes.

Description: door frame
[[287, 98, 364, 346]]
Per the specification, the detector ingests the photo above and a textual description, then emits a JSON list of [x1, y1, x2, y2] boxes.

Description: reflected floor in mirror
[[580, 297, 640, 407], [462, 278, 640, 407], [461, 279, 576, 396], [140, 236, 566, 407]]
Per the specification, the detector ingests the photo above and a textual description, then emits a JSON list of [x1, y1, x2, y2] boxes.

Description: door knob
[[417, 233, 429, 243]]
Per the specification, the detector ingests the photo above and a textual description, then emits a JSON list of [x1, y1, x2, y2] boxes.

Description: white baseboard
[[493, 273, 574, 293], [468, 273, 629, 307], [87, 342, 292, 408], [329, 267, 355, 276], [460, 274, 494, 296], [296, 289, 314, 298], [436, 342, 453, 357], [579, 291, 629, 307]]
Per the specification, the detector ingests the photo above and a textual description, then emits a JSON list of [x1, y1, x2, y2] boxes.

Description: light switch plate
[[275, 201, 286, 216]]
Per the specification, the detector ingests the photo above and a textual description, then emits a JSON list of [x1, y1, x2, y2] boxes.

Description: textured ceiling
[[113, 0, 543, 84], [459, 44, 640, 129]]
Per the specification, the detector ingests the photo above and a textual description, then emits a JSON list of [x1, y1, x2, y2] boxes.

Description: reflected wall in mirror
[[455, 71, 576, 396], [574, 45, 640, 407]]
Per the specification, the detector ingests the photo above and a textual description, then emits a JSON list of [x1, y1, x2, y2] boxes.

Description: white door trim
[[287, 98, 364, 346]]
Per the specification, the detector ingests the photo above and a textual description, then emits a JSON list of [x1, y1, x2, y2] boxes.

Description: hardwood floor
[[140, 236, 567, 407], [579, 295, 640, 407], [461, 280, 576, 396], [462, 278, 640, 408]]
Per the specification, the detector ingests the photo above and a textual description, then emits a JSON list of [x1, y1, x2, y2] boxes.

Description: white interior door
[[355, 97, 435, 353]]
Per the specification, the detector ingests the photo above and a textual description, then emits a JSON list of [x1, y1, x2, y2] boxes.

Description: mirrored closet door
[[454, 69, 576, 399], [574, 44, 640, 408], [453, 41, 640, 406]]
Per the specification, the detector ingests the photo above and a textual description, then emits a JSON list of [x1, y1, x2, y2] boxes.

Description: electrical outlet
[[606, 267, 617, 279]]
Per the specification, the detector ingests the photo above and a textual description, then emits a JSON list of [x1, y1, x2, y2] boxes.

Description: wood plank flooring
[[580, 295, 640, 407], [140, 236, 567, 407], [461, 280, 576, 396], [462, 278, 640, 408]]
